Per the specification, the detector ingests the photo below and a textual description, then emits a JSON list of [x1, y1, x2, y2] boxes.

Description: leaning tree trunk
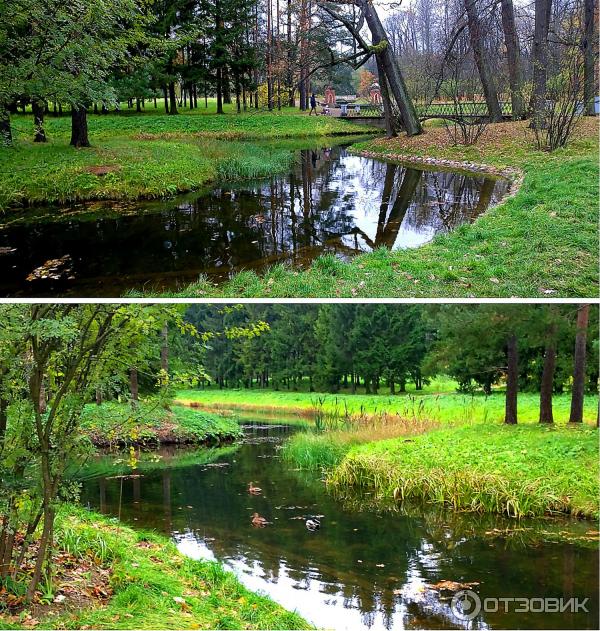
[[359, 0, 422, 136], [583, 0, 597, 115], [376, 56, 396, 137], [532, 0, 553, 127], [569, 304, 590, 423], [539, 323, 557, 423], [32, 99, 47, 142], [464, 0, 503, 122], [70, 106, 90, 147], [504, 333, 518, 424], [500, 0, 524, 120]]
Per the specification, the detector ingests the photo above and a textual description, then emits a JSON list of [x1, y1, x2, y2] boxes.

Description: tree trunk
[[583, 0, 597, 115], [130, 367, 139, 402], [0, 108, 12, 146], [32, 99, 47, 142], [161, 324, 169, 372], [532, 0, 552, 127], [0, 397, 7, 447], [70, 106, 90, 147], [464, 0, 503, 122], [168, 81, 178, 115], [216, 67, 224, 114], [26, 501, 53, 601], [504, 333, 518, 424], [569, 305, 590, 423], [163, 85, 169, 113], [359, 0, 423, 135], [223, 67, 232, 104], [539, 323, 557, 423], [500, 0, 524, 120], [376, 56, 396, 137]]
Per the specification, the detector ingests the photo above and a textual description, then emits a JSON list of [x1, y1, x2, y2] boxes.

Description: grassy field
[[261, 383, 600, 519], [0, 103, 372, 210], [329, 423, 599, 519], [81, 401, 242, 447], [156, 118, 598, 298], [0, 506, 309, 630], [175, 384, 599, 425]]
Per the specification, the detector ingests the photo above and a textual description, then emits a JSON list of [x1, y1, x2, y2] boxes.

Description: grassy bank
[[0, 105, 373, 209], [159, 118, 598, 298], [175, 386, 599, 425], [0, 506, 310, 630], [81, 401, 242, 448], [329, 423, 599, 519]]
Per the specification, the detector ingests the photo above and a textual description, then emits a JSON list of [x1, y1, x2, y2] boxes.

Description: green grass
[[175, 385, 599, 425], [0, 105, 374, 209], [0, 505, 310, 630], [329, 423, 599, 519], [281, 433, 353, 471], [81, 400, 242, 447], [151, 118, 598, 298]]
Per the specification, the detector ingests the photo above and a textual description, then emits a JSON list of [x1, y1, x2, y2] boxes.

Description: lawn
[[81, 400, 242, 447], [0, 103, 372, 210], [154, 118, 598, 298], [330, 423, 599, 519], [175, 384, 599, 425], [0, 506, 310, 630]]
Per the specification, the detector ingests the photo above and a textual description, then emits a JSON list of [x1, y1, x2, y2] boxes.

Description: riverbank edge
[[348, 147, 524, 196], [174, 397, 317, 419], [150, 119, 597, 299], [1, 123, 377, 212], [82, 403, 243, 449], [0, 505, 311, 630], [282, 423, 599, 520]]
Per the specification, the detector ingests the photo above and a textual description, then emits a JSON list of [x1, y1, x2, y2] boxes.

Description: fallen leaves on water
[[26, 255, 74, 282]]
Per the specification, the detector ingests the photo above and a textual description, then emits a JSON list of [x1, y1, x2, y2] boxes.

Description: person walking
[[309, 93, 317, 116]]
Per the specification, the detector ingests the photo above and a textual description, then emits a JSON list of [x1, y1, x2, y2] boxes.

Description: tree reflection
[[0, 145, 509, 297]]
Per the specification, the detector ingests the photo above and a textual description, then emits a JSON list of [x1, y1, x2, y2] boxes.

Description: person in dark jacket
[[309, 93, 317, 115]]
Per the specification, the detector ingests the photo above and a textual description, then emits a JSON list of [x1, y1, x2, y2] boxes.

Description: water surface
[[80, 422, 598, 630], [0, 142, 508, 296]]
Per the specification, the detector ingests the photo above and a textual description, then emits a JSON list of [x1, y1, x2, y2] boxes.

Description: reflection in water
[[80, 424, 598, 631], [0, 145, 508, 297]]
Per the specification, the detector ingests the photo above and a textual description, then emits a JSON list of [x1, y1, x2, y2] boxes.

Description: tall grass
[[281, 398, 438, 470], [329, 423, 599, 519]]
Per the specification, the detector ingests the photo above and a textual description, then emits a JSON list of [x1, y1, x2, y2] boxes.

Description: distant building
[[369, 82, 382, 104]]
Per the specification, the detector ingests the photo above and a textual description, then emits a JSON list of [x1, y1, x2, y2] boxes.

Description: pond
[[0, 139, 509, 297], [80, 421, 598, 631]]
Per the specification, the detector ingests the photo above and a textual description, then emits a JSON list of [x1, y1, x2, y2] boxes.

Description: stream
[[0, 139, 509, 297], [80, 421, 599, 630]]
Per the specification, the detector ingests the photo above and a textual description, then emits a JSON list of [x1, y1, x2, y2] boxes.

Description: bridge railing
[[417, 101, 512, 118]]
